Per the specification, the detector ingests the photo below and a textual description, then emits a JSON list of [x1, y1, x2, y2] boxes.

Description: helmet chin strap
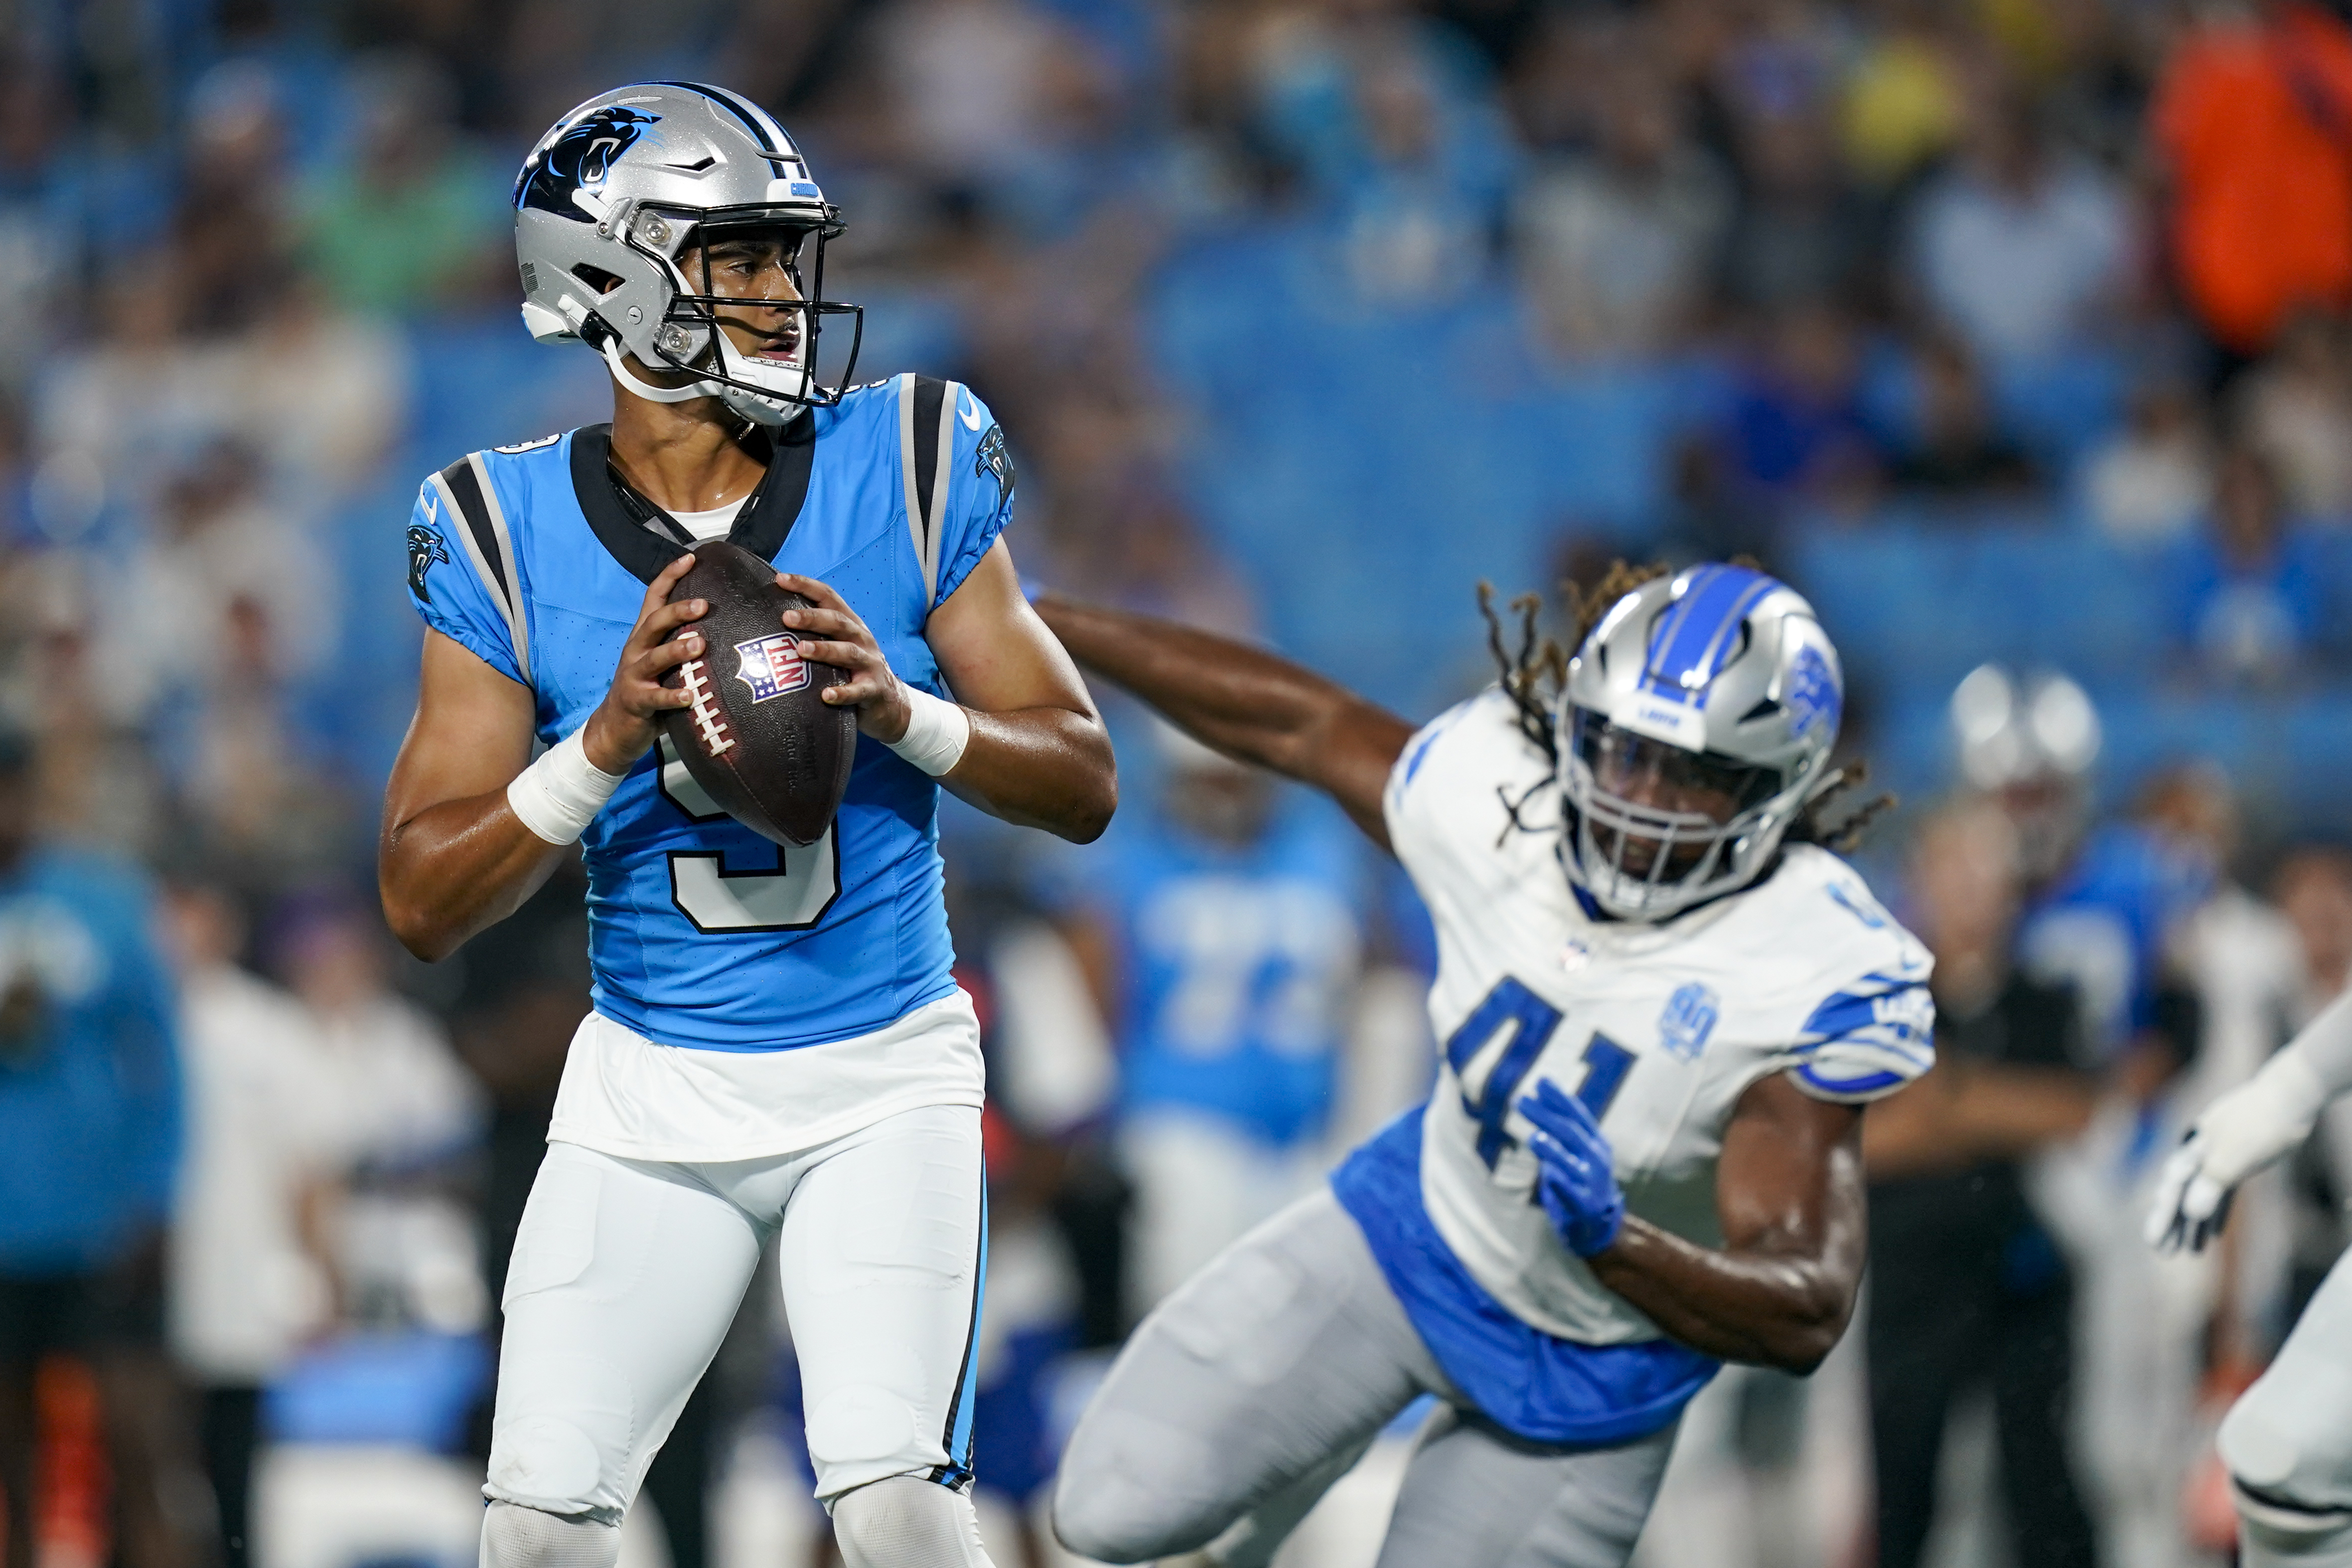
[[599, 334, 718, 404], [712, 332, 811, 426]]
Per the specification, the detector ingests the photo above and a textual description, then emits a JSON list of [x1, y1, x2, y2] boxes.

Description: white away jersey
[[1386, 689, 1934, 1346]]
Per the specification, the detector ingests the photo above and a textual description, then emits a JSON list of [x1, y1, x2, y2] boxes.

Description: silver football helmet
[[1558, 564, 1844, 921], [512, 82, 861, 423], [1948, 663, 2100, 881]]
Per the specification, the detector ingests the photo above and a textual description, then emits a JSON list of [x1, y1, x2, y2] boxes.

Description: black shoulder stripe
[[912, 375, 947, 539], [437, 456, 513, 610]]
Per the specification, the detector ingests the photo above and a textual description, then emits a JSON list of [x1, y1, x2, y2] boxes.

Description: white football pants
[[2225, 1242, 2352, 1565], [483, 1104, 986, 1521], [1120, 1109, 1328, 1317]]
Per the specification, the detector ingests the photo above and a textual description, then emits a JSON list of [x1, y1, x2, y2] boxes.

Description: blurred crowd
[[10, 0, 2352, 1565]]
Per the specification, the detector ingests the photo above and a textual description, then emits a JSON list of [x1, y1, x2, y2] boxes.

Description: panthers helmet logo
[[514, 105, 660, 219]]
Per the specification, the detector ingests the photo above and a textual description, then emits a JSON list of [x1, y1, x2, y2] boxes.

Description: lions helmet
[[1559, 564, 1844, 921], [511, 82, 861, 424]]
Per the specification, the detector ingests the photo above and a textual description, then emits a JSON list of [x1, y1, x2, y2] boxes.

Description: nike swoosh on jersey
[[958, 392, 983, 430]]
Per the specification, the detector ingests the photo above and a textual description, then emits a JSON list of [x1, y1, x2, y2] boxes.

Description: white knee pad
[[2225, 1386, 2352, 1525], [479, 1501, 621, 1568], [829, 1476, 995, 1568], [2237, 1480, 2352, 1568]]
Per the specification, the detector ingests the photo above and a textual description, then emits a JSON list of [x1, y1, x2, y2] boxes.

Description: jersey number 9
[[658, 736, 841, 932]]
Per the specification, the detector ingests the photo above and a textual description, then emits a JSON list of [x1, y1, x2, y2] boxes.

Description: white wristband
[[506, 728, 626, 845], [888, 687, 971, 777]]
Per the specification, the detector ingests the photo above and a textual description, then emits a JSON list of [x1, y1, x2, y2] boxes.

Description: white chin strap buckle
[[600, 336, 717, 404]]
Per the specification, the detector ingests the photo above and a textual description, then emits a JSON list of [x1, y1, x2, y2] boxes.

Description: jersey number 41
[[1447, 976, 1633, 1169]]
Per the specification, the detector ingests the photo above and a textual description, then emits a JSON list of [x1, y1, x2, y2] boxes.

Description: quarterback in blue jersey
[[377, 84, 1113, 1568], [1039, 567, 1932, 1567]]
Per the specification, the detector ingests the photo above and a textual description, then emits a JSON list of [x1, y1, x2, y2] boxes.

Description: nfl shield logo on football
[[732, 633, 810, 704], [1658, 982, 1720, 1063]]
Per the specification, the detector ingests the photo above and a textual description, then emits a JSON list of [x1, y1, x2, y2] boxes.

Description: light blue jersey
[[1082, 794, 1365, 1148], [0, 848, 182, 1272], [405, 376, 1014, 1050]]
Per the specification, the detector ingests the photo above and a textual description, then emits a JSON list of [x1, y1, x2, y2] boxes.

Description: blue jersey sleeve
[[404, 472, 525, 685], [933, 386, 1017, 606], [105, 885, 182, 1223]]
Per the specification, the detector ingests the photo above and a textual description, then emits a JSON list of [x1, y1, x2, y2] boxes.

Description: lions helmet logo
[[406, 522, 450, 603], [1785, 645, 1841, 740], [514, 105, 660, 219]]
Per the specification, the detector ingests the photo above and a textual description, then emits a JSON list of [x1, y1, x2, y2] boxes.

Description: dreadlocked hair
[[1786, 757, 1897, 854], [1477, 581, 1566, 763], [1476, 559, 1674, 765], [1475, 557, 1898, 856]]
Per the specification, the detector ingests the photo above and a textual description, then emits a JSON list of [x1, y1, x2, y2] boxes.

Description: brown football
[[658, 540, 857, 848]]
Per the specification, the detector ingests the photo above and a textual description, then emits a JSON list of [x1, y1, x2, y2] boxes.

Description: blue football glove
[[1517, 1077, 1626, 1258]]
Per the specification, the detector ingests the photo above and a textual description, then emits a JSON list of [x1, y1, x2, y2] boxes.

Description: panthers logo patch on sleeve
[[974, 424, 1015, 514], [407, 523, 451, 602]]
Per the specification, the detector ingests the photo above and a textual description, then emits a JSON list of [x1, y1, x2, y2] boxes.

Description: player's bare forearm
[[387, 560, 709, 959], [1587, 1075, 1865, 1372], [941, 706, 1115, 840], [917, 543, 1116, 842], [1034, 593, 1413, 848], [380, 792, 569, 961], [378, 632, 568, 961]]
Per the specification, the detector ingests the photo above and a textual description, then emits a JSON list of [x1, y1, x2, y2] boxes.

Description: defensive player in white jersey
[[1037, 564, 1934, 1566], [2150, 995, 2352, 1565]]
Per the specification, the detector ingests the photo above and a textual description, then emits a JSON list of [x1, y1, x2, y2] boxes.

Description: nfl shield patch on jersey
[[732, 633, 811, 703]]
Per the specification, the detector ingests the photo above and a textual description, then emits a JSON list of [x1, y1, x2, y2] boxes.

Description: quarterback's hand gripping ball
[[1518, 1077, 1627, 1258], [659, 540, 859, 848], [2146, 1052, 2328, 1255]]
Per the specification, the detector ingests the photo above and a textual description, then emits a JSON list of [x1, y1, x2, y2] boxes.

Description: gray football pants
[[2225, 1243, 2352, 1566], [1052, 1188, 1677, 1567]]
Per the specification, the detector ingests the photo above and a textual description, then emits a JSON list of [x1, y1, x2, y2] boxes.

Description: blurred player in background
[[2151, 984, 2352, 1565], [1066, 722, 1366, 1319], [0, 727, 200, 1568], [1949, 664, 2216, 1550], [1860, 798, 2100, 1568], [160, 871, 340, 1568], [376, 84, 1113, 1568], [1040, 564, 1933, 1567]]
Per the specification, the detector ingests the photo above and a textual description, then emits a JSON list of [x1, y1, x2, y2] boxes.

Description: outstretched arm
[[2149, 987, 2352, 1253], [1034, 593, 1416, 848]]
